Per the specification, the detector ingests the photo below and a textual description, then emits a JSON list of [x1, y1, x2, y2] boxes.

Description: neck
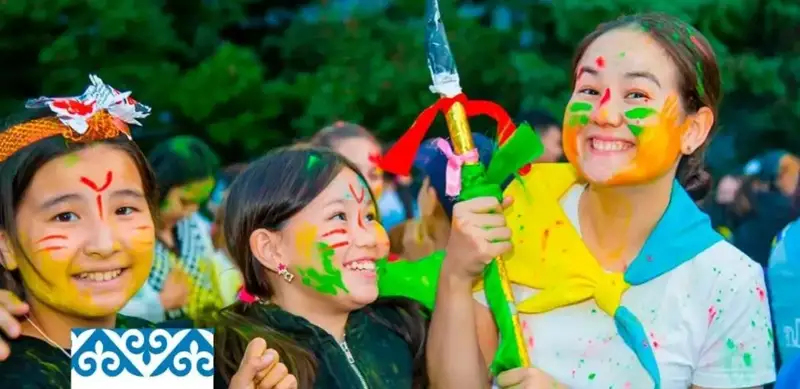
[[21, 293, 116, 349], [271, 286, 350, 341], [580, 175, 674, 266]]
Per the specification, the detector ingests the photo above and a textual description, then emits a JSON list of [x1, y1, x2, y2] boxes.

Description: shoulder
[[0, 336, 70, 388], [690, 240, 764, 279]]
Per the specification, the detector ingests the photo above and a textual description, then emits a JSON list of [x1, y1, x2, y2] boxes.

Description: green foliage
[[0, 0, 797, 171]]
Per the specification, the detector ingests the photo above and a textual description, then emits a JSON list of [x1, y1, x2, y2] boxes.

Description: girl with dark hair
[[0, 76, 158, 385], [428, 13, 775, 389], [214, 146, 429, 389], [121, 135, 225, 323], [0, 77, 297, 389]]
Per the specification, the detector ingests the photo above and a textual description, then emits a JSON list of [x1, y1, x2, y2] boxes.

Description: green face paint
[[567, 102, 592, 127], [296, 242, 349, 295], [63, 154, 80, 168], [624, 107, 658, 137]]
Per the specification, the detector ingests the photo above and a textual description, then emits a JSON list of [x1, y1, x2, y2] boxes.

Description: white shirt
[[477, 184, 776, 389]]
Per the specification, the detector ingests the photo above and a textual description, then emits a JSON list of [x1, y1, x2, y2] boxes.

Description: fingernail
[[262, 352, 275, 364]]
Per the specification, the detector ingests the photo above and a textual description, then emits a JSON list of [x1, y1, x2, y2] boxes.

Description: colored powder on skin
[[599, 89, 611, 106], [594, 56, 605, 68], [569, 102, 593, 113], [619, 52, 625, 58], [624, 107, 658, 120], [295, 224, 318, 263], [568, 101, 592, 127], [296, 242, 349, 295], [63, 154, 80, 167]]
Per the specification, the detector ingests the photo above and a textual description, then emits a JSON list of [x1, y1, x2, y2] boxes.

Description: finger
[[229, 355, 272, 388], [0, 307, 22, 339], [253, 349, 280, 383], [486, 240, 513, 259], [257, 361, 288, 388], [502, 196, 514, 209], [0, 339, 9, 362], [274, 374, 298, 389], [238, 337, 269, 371], [484, 226, 512, 242], [470, 214, 508, 229], [496, 368, 528, 387], [0, 291, 28, 313], [455, 197, 500, 214]]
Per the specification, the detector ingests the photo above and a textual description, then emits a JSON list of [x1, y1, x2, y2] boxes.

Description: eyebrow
[[38, 193, 83, 211], [625, 71, 661, 88], [325, 199, 346, 207], [109, 189, 146, 200], [576, 66, 598, 80]]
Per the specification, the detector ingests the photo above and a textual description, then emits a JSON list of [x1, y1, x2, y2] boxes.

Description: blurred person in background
[[389, 133, 510, 261], [311, 122, 418, 231], [768, 214, 800, 378], [516, 109, 563, 162], [730, 150, 800, 267], [122, 135, 224, 322], [208, 163, 248, 306], [703, 173, 743, 239]]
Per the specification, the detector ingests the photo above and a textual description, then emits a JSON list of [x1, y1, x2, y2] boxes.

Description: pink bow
[[434, 138, 479, 197]]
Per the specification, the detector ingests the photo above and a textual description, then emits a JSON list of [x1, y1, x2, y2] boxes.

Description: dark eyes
[[53, 212, 79, 222], [115, 206, 140, 216], [329, 211, 377, 222], [577, 88, 649, 100], [578, 87, 599, 96]]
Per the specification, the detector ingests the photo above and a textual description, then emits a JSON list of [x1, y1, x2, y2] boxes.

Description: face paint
[[79, 171, 113, 220], [624, 107, 658, 136], [294, 224, 318, 264], [348, 183, 365, 204], [321, 228, 350, 250], [296, 242, 349, 295], [595, 56, 605, 68], [12, 145, 155, 318]]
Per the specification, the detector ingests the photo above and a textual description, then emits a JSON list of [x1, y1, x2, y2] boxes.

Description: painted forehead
[[25, 146, 143, 202], [322, 169, 373, 204], [577, 28, 677, 85]]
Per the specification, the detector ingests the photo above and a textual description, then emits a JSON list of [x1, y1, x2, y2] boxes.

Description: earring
[[277, 263, 294, 283], [684, 146, 693, 154]]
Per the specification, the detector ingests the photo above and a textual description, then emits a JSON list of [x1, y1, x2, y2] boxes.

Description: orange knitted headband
[[0, 74, 151, 162]]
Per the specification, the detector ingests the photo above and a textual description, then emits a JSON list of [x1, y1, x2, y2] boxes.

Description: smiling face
[[275, 168, 389, 310], [6, 144, 155, 317], [563, 27, 709, 186]]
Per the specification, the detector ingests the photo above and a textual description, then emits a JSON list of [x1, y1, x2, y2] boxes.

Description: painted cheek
[[294, 224, 319, 264]]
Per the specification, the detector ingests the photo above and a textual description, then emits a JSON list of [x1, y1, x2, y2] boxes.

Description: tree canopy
[[1, 0, 797, 174]]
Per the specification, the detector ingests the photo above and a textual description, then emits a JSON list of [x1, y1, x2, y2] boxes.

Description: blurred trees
[[0, 0, 797, 172]]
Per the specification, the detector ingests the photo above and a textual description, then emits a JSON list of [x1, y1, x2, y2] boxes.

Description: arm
[[427, 269, 494, 389]]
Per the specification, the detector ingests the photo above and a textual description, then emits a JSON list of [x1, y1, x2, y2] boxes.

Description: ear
[[0, 231, 18, 271], [248, 228, 282, 274], [680, 106, 715, 155]]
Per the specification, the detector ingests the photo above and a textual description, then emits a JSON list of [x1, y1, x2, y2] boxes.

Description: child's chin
[[346, 285, 379, 307]]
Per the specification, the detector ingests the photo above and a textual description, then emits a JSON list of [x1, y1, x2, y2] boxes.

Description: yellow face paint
[[294, 224, 318, 264], [563, 95, 688, 186], [11, 145, 155, 317]]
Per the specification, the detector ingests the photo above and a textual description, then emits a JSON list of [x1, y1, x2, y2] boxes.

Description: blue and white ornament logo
[[71, 328, 214, 389]]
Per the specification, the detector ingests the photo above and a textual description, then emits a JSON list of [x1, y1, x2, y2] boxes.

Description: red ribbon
[[379, 93, 520, 176]]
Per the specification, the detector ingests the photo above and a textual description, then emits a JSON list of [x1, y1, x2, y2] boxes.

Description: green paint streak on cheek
[[627, 125, 644, 137], [296, 242, 349, 295], [569, 102, 593, 113], [624, 107, 658, 120]]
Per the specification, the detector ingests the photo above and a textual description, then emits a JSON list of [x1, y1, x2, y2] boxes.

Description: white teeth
[[344, 261, 376, 271], [591, 139, 632, 152], [78, 269, 123, 281]]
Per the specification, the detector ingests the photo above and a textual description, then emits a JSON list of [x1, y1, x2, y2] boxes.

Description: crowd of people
[[0, 11, 798, 389]]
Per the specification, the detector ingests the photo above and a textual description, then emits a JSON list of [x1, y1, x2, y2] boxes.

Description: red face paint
[[79, 171, 113, 220], [599, 88, 611, 106], [134, 226, 151, 231], [357, 210, 365, 229], [594, 56, 605, 68], [35, 246, 65, 253], [329, 241, 349, 249], [36, 234, 67, 243], [321, 228, 347, 237], [348, 183, 365, 204]]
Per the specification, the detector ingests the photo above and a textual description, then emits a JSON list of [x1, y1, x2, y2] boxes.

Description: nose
[[85, 220, 118, 258], [351, 216, 378, 249], [590, 90, 624, 128]]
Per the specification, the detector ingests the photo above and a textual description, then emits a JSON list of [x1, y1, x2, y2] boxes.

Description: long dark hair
[[0, 109, 157, 298], [572, 13, 722, 200], [214, 145, 428, 388]]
